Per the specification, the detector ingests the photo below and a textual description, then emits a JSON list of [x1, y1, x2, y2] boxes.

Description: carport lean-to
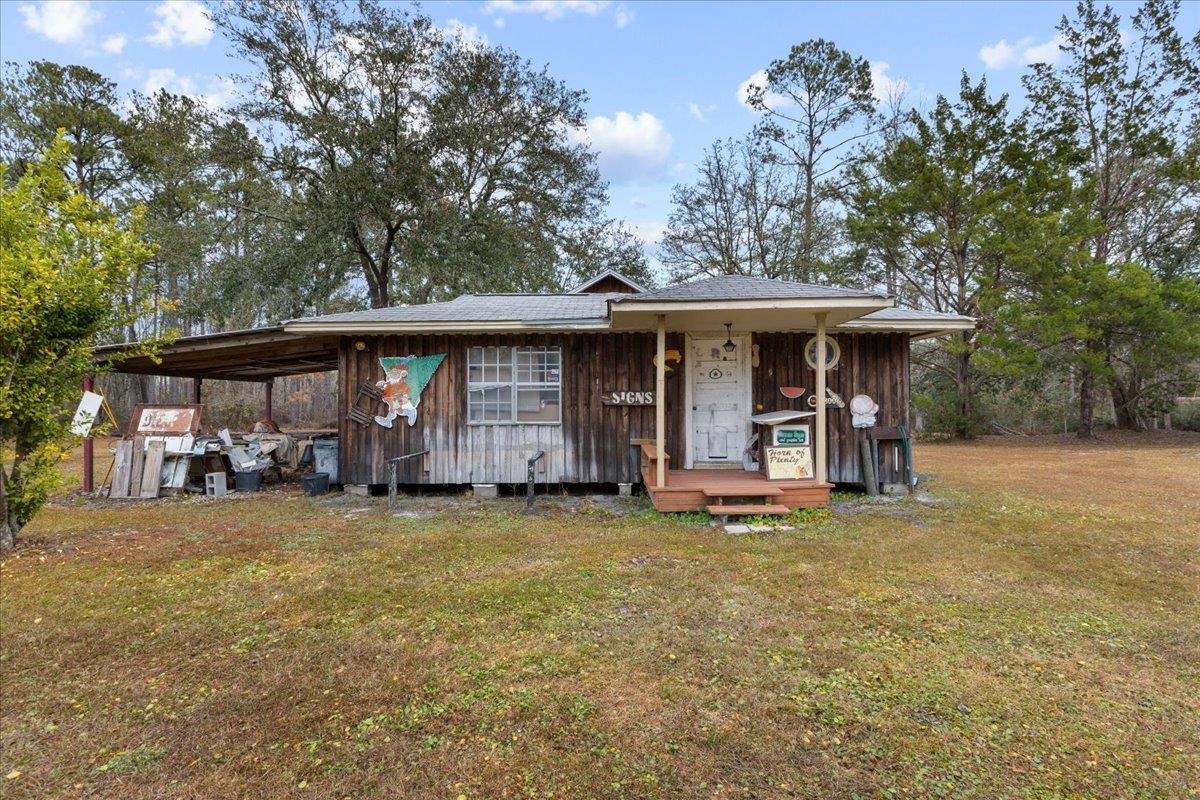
[[88, 327, 340, 493]]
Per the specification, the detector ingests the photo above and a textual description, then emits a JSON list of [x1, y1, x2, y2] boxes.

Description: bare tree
[[660, 137, 806, 282]]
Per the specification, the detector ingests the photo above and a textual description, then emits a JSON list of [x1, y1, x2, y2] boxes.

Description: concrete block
[[205, 472, 227, 497], [617, 482, 633, 497], [344, 484, 371, 497], [473, 483, 499, 499], [724, 524, 751, 534]]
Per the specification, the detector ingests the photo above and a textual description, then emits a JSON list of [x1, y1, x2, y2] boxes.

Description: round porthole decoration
[[804, 335, 841, 371]]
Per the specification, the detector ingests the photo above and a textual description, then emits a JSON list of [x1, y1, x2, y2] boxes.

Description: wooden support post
[[264, 379, 274, 422], [815, 313, 828, 485], [655, 314, 666, 489], [191, 376, 202, 404], [82, 374, 94, 493]]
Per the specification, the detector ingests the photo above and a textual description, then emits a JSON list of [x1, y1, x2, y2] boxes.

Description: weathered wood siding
[[338, 330, 908, 487], [337, 333, 685, 485], [752, 332, 911, 485]]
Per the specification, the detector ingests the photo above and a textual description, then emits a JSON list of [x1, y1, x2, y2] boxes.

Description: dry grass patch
[[2, 433, 1197, 798]]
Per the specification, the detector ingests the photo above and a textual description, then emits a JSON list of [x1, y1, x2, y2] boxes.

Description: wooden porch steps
[[642, 465, 831, 513], [702, 486, 783, 498], [705, 503, 790, 516]]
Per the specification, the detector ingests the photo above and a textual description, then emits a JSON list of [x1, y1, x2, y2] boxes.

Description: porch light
[[723, 323, 736, 353]]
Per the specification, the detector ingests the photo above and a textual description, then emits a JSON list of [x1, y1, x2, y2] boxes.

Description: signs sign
[[601, 390, 655, 406], [763, 446, 814, 480]]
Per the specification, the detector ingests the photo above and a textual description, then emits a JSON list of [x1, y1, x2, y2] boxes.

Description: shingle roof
[[614, 274, 886, 303], [286, 293, 620, 326], [282, 276, 974, 333], [851, 307, 974, 323]]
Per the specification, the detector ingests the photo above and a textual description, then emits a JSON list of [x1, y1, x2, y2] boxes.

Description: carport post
[[264, 379, 274, 422], [82, 374, 94, 493], [191, 376, 202, 404]]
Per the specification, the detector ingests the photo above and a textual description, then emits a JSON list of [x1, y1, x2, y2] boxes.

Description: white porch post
[[815, 312, 828, 484], [655, 314, 667, 488]]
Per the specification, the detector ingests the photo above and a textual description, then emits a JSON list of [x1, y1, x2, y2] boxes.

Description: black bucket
[[302, 472, 330, 496], [234, 470, 264, 492]]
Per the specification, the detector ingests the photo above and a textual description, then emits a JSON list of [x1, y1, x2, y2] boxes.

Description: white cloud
[[102, 33, 126, 54], [688, 102, 717, 121], [442, 18, 488, 47], [1022, 36, 1064, 65], [146, 0, 212, 47], [571, 111, 673, 182], [630, 196, 648, 209], [629, 221, 667, 246], [978, 35, 1063, 70], [144, 67, 192, 95], [482, 0, 630, 27], [18, 0, 101, 44], [736, 69, 791, 113], [142, 68, 235, 108], [869, 61, 908, 104]]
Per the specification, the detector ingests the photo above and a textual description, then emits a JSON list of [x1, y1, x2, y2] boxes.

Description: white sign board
[[763, 446, 814, 480], [70, 391, 104, 436]]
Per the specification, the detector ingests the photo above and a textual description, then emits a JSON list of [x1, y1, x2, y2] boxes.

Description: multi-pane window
[[467, 346, 561, 424]]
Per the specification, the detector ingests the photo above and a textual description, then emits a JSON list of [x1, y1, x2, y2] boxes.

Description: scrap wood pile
[[104, 404, 308, 499]]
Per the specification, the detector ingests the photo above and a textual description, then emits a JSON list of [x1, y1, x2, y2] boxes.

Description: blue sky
[[4, 0, 1196, 264]]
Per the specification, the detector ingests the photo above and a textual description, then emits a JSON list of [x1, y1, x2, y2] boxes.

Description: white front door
[[688, 335, 750, 466]]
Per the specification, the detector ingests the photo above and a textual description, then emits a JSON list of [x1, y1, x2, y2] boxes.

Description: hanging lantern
[[722, 322, 736, 353]]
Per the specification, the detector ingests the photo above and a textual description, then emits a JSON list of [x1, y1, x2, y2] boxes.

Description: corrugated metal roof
[[614, 274, 886, 303]]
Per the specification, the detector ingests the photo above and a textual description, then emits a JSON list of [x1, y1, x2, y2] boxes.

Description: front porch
[[638, 444, 832, 514]]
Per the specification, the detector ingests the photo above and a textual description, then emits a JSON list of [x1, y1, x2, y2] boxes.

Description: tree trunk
[[954, 340, 973, 438], [1109, 371, 1146, 432], [1077, 368, 1095, 439], [0, 466, 13, 550]]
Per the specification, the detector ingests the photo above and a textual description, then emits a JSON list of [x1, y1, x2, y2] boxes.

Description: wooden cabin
[[96, 273, 974, 515]]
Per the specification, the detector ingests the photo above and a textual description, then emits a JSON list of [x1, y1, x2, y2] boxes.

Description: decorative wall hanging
[[807, 387, 846, 409], [347, 382, 385, 426], [653, 348, 682, 373], [751, 343, 761, 368], [779, 386, 806, 409], [804, 335, 841, 370], [850, 394, 879, 428], [374, 354, 446, 428]]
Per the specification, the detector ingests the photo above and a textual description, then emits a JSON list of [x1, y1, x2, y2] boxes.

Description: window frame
[[467, 345, 562, 426]]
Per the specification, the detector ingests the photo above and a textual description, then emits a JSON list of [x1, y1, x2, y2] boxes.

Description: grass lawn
[[2, 433, 1197, 799]]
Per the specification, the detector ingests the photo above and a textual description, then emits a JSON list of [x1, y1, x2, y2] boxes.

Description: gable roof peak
[[569, 269, 648, 294]]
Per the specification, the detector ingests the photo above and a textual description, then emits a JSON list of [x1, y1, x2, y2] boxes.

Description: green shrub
[[1173, 399, 1200, 431]]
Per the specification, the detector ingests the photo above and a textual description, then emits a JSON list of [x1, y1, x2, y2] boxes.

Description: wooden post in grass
[[82, 374, 94, 493], [264, 379, 274, 422], [860, 439, 878, 496]]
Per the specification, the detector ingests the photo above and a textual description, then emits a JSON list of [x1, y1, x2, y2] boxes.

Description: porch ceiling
[[608, 298, 893, 332], [93, 327, 340, 381]]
